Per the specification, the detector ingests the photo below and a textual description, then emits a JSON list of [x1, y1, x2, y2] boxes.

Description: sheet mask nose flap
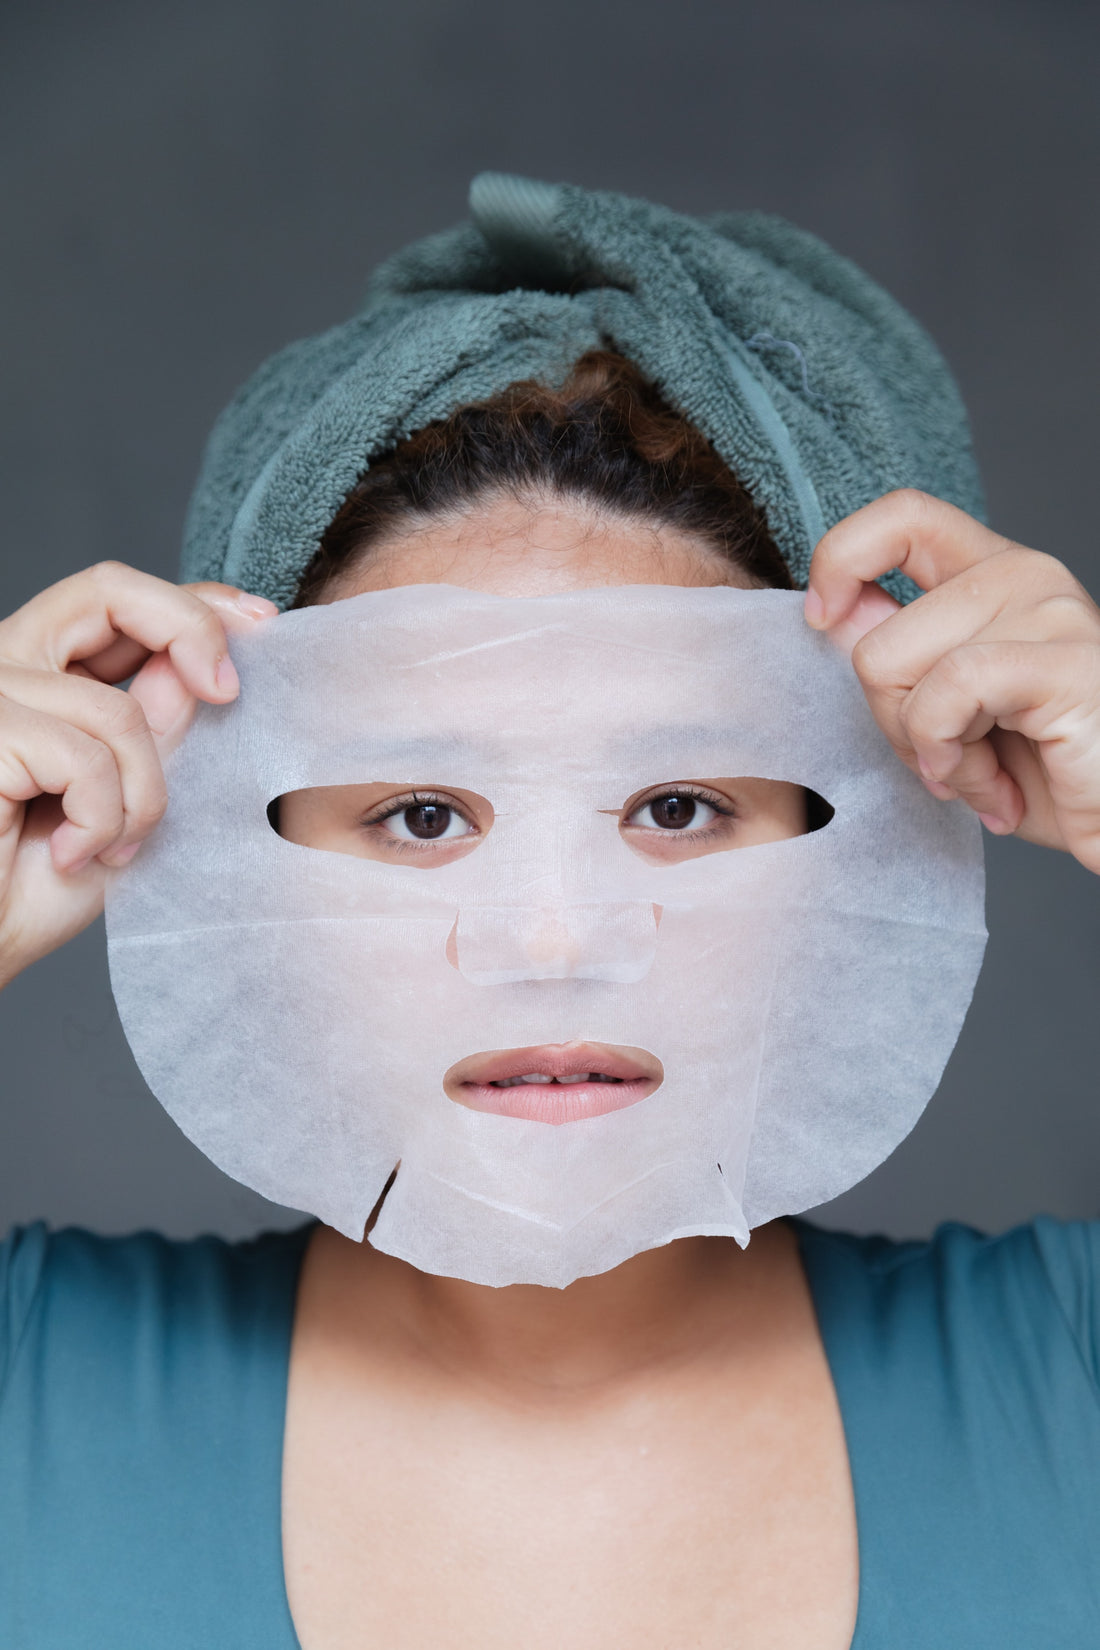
[[105, 585, 988, 1290], [454, 901, 659, 984]]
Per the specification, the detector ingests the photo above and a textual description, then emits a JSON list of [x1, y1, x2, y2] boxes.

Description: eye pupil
[[651, 794, 696, 829], [405, 803, 451, 839]]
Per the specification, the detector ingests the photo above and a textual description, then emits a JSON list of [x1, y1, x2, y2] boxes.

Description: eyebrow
[[602, 722, 758, 761], [319, 732, 492, 769], [303, 722, 765, 780]]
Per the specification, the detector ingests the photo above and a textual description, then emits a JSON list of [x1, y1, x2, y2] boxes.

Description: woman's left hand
[[804, 489, 1100, 874]]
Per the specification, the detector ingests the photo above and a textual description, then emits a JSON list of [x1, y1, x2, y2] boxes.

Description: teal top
[[1, 1216, 1098, 1648]]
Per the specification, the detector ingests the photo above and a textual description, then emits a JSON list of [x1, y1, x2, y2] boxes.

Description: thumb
[[819, 582, 902, 658], [128, 652, 200, 758]]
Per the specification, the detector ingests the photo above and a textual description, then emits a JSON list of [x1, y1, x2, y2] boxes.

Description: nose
[[452, 902, 660, 985]]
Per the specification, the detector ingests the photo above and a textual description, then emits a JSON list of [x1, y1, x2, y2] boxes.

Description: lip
[[444, 1042, 663, 1125]]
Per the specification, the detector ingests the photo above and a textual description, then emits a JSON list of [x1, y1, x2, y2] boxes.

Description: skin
[[277, 775, 809, 870], [2, 488, 1100, 1647]]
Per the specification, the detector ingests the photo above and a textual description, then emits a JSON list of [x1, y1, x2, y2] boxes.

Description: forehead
[[236, 585, 853, 786]]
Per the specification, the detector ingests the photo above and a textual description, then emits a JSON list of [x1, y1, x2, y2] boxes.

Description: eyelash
[[354, 785, 737, 854], [358, 791, 477, 853], [624, 785, 739, 836]]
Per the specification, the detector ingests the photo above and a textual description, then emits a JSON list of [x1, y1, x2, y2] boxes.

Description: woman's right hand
[[0, 562, 277, 989]]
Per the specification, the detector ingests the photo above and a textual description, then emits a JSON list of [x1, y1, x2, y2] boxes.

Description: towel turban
[[180, 173, 984, 609]]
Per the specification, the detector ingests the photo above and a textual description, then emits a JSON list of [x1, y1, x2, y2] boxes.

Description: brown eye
[[382, 802, 470, 841], [626, 793, 719, 831], [649, 794, 696, 829]]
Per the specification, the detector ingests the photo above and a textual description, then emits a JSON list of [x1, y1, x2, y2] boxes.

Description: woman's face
[[279, 493, 809, 858], [276, 492, 808, 1121]]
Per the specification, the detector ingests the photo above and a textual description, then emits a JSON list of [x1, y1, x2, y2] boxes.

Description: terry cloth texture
[[181, 173, 985, 610]]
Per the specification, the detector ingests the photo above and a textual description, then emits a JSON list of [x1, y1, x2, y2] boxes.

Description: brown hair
[[292, 350, 791, 604]]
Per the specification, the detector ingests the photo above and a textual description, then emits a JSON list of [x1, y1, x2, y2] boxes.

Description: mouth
[[443, 1042, 663, 1124]]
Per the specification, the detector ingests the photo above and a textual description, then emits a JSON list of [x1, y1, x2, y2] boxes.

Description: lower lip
[[458, 1078, 655, 1125]]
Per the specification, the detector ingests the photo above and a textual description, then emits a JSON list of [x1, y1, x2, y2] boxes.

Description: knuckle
[[128, 787, 168, 834], [898, 695, 934, 746], [900, 665, 966, 741], [64, 728, 118, 787], [1033, 591, 1096, 637], [880, 487, 939, 527], [83, 559, 132, 588], [1021, 546, 1073, 583], [96, 688, 149, 743], [998, 544, 1077, 595], [932, 646, 981, 692], [850, 631, 890, 688]]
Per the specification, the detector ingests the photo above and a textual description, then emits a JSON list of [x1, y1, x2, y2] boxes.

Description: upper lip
[[444, 1041, 663, 1093]]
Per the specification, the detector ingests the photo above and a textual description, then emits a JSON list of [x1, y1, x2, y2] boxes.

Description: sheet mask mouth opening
[[444, 1042, 664, 1124]]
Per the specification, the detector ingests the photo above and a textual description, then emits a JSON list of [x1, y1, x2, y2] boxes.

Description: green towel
[[181, 173, 984, 609]]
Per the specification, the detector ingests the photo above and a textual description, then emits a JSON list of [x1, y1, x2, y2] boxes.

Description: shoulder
[[796, 1214, 1100, 1388], [0, 1219, 316, 1400], [795, 1220, 1100, 1637], [0, 1225, 313, 1646]]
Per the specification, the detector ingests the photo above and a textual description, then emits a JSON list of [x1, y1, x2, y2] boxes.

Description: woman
[[1, 177, 1098, 1648]]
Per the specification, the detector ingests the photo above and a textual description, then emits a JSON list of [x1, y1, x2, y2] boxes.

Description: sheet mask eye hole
[[618, 778, 833, 864], [804, 788, 835, 833], [270, 783, 493, 865]]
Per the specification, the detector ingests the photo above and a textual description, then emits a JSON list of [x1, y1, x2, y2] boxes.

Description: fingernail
[[916, 749, 956, 785], [918, 764, 957, 800], [101, 842, 140, 868], [215, 655, 239, 695], [803, 587, 825, 627], [236, 592, 278, 618], [977, 812, 1010, 834]]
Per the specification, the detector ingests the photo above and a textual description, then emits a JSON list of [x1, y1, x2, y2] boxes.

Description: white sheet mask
[[106, 586, 987, 1287]]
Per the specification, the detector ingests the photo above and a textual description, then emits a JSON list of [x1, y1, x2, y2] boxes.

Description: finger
[[183, 582, 279, 627], [851, 548, 1093, 700], [0, 564, 271, 702], [123, 584, 278, 755], [988, 726, 1065, 848], [849, 552, 1038, 758], [0, 667, 167, 864], [903, 639, 1100, 759], [806, 491, 1015, 628], [73, 585, 276, 686], [127, 652, 200, 756], [907, 733, 1025, 834], [821, 581, 900, 657], [0, 700, 125, 872], [75, 633, 153, 685], [900, 640, 1100, 824]]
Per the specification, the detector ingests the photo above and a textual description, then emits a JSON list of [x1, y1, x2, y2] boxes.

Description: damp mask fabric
[[106, 586, 987, 1287]]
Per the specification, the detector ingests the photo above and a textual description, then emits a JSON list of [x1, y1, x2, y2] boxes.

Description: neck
[[306, 1217, 798, 1397]]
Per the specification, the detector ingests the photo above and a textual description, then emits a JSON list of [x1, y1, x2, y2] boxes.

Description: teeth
[[490, 1071, 625, 1087]]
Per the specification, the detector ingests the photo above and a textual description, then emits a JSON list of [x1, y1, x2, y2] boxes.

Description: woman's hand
[[0, 562, 277, 988], [805, 490, 1100, 873]]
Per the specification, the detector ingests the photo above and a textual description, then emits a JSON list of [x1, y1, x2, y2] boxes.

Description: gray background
[[1, 0, 1097, 1241]]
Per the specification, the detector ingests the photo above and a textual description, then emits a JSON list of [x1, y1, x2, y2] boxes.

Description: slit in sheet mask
[[106, 586, 986, 1288]]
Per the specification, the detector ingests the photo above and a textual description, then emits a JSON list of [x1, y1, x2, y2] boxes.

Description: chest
[[282, 1356, 858, 1650]]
